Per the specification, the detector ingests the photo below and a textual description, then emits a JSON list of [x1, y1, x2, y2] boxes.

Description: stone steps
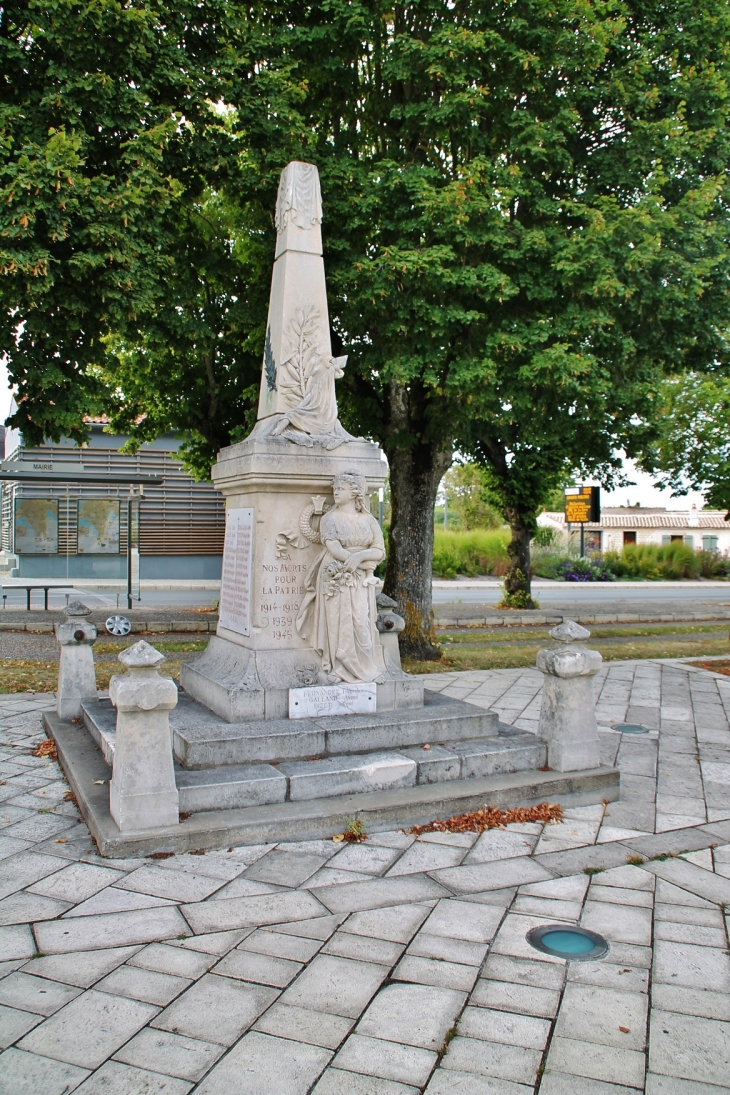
[[45, 710, 619, 856], [81, 689, 500, 770], [80, 694, 544, 813]]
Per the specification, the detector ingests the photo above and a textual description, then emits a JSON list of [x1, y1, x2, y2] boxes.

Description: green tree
[[98, 191, 268, 478], [440, 0, 730, 606], [237, 0, 730, 644], [643, 374, 730, 512], [0, 0, 244, 448], [440, 462, 503, 530]]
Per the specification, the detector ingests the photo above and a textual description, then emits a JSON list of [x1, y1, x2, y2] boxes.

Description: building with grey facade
[[1, 418, 224, 580]]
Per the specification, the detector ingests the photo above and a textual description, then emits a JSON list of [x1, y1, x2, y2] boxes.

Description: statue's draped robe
[[296, 509, 385, 682]]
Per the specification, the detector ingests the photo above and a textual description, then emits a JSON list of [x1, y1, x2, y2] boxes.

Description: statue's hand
[[343, 551, 366, 573]]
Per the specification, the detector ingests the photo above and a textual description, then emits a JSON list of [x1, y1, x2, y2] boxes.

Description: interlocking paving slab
[[0, 923, 36, 962], [311, 873, 450, 913], [429, 855, 554, 893], [194, 1030, 331, 1095], [638, 857, 730, 904], [0, 1047, 90, 1095], [253, 1002, 354, 1049], [0, 1002, 43, 1047], [0, 971, 81, 1015], [150, 974, 277, 1046], [425, 1072, 532, 1095], [4, 663, 730, 1091], [355, 982, 467, 1050], [332, 1033, 437, 1086], [180, 890, 327, 933], [279, 953, 388, 1018], [312, 1069, 419, 1094], [648, 1009, 730, 1087], [33, 906, 190, 954], [441, 1036, 543, 1084], [112, 1029, 224, 1082], [545, 1034, 646, 1088], [17, 988, 158, 1069], [67, 1060, 193, 1093]]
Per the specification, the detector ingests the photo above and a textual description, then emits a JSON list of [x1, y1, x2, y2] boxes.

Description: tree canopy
[[3, 0, 730, 629], [644, 374, 730, 513], [0, 0, 243, 447]]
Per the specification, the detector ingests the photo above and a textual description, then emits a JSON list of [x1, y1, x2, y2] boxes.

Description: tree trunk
[[384, 438, 451, 659], [501, 506, 539, 609]]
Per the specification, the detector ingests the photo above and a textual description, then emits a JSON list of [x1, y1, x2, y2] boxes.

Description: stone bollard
[[55, 602, 98, 720], [536, 621, 602, 772], [376, 591, 406, 672], [109, 640, 179, 832]]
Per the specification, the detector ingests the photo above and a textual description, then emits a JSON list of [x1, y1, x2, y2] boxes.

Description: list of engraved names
[[219, 508, 254, 636]]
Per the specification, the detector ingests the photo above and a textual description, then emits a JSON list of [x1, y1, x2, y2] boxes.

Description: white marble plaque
[[219, 507, 254, 637], [289, 683, 377, 719]]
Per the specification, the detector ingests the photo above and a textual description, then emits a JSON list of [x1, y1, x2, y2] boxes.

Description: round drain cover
[[526, 924, 609, 961], [615, 723, 648, 734]]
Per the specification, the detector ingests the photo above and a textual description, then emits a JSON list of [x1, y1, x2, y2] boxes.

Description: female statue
[[296, 471, 386, 683]]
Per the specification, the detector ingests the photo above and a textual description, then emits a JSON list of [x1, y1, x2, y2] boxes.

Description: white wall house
[[537, 506, 730, 555]]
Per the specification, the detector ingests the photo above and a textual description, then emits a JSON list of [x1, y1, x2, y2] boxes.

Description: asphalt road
[[432, 583, 730, 607], [1, 580, 729, 616]]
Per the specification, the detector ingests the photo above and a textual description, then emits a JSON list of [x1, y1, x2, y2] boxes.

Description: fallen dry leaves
[[687, 659, 730, 677], [406, 802, 563, 836], [31, 738, 57, 759]]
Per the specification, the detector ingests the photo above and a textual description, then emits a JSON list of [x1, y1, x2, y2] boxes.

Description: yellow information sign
[[564, 486, 600, 524]]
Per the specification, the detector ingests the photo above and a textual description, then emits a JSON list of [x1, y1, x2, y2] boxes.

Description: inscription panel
[[289, 683, 377, 719], [258, 559, 309, 643], [219, 507, 254, 637]]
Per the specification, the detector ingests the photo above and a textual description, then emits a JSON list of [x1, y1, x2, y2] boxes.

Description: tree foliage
[[99, 190, 269, 478], [3, 0, 730, 631], [0, 0, 241, 447], [644, 374, 730, 513], [240, 0, 730, 624], [440, 462, 503, 530]]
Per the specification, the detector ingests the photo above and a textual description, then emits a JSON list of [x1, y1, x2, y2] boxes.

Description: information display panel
[[564, 486, 600, 524], [14, 499, 58, 554], [77, 499, 120, 554]]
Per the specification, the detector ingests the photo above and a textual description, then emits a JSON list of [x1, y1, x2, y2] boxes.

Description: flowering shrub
[[532, 553, 614, 582]]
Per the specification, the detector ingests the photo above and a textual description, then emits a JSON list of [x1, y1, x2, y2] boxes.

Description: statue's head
[[333, 471, 369, 513]]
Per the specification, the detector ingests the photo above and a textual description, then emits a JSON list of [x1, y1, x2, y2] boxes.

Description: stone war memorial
[[44, 162, 619, 855]]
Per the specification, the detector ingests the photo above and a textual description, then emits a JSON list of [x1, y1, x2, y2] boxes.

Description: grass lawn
[[1, 627, 727, 693], [403, 622, 730, 674], [0, 639, 208, 695]]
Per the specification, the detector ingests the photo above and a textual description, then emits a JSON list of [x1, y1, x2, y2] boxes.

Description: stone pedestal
[[536, 621, 602, 772], [109, 641, 179, 832], [179, 433, 423, 720], [55, 602, 98, 720]]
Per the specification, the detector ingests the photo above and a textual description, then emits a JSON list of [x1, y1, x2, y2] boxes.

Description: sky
[[596, 461, 705, 511], [0, 359, 708, 508]]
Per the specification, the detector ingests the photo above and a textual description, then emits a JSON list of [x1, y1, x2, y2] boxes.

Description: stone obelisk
[[181, 161, 422, 721]]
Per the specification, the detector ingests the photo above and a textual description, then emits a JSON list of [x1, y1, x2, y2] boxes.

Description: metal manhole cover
[[526, 924, 609, 961]]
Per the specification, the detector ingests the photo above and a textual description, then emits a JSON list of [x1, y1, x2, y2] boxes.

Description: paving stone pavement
[[0, 659, 729, 1093]]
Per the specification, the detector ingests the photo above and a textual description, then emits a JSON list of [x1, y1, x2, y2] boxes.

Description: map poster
[[14, 499, 58, 554], [77, 499, 120, 554], [219, 507, 254, 637]]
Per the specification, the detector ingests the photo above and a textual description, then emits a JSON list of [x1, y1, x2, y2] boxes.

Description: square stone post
[[55, 602, 98, 720], [109, 640, 179, 832], [537, 621, 602, 772]]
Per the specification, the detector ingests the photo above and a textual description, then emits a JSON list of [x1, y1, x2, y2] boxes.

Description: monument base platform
[[43, 709, 620, 858], [181, 636, 423, 723]]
